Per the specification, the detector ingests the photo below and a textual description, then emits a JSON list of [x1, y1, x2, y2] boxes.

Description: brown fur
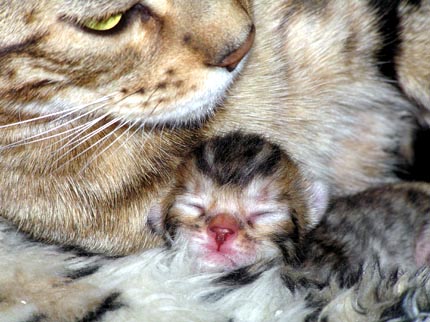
[[0, 0, 429, 254]]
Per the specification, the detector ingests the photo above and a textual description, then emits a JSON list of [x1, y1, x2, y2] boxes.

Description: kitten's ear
[[307, 180, 329, 228], [147, 202, 164, 235]]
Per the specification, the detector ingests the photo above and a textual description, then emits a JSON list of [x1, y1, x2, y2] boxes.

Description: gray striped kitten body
[[298, 182, 430, 284]]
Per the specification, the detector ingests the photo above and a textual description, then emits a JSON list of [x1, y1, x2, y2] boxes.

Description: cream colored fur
[[1, 0, 429, 254]]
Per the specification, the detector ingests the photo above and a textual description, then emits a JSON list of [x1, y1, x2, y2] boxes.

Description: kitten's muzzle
[[207, 213, 240, 251]]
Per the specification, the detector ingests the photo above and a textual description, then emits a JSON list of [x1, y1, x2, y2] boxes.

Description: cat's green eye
[[83, 13, 123, 31]]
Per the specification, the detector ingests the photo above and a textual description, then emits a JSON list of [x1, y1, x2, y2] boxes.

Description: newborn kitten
[[150, 132, 430, 277], [149, 131, 328, 272]]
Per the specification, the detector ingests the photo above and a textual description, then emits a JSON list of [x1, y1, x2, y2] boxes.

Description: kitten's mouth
[[203, 252, 237, 271]]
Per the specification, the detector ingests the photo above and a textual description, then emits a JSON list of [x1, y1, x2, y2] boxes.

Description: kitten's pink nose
[[208, 214, 239, 251]]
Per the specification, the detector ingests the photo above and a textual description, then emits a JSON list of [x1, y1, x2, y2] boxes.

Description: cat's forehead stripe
[[194, 133, 282, 187]]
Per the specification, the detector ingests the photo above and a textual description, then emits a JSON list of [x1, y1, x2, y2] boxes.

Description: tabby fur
[[1, 0, 429, 254], [1, 218, 430, 322]]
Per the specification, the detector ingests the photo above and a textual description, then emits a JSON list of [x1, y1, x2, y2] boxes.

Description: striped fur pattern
[[283, 182, 430, 292], [149, 132, 328, 272], [1, 216, 430, 322], [1, 0, 430, 254], [151, 133, 430, 278]]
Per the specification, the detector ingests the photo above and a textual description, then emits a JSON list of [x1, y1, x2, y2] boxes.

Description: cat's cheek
[[139, 68, 239, 125]]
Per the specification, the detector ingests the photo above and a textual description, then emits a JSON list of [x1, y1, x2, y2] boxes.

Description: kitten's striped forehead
[[193, 132, 283, 186]]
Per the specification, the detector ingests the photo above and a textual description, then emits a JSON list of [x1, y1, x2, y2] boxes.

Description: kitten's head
[[149, 132, 329, 272], [0, 0, 253, 126]]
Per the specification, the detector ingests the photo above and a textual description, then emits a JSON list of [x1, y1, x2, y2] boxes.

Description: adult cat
[[1, 0, 429, 254]]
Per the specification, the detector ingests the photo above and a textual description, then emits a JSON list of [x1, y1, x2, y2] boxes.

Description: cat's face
[[0, 0, 253, 126]]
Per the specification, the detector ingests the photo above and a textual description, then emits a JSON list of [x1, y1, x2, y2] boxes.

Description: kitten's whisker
[[0, 95, 114, 129]]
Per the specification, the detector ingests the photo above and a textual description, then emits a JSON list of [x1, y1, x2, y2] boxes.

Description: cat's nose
[[208, 214, 239, 251], [210, 25, 255, 72]]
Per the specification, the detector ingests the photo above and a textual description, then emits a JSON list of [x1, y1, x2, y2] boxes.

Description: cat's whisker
[[57, 90, 152, 155], [48, 113, 110, 156], [0, 95, 114, 129], [52, 86, 162, 170], [79, 120, 138, 174], [51, 113, 110, 153], [48, 91, 141, 153], [5, 121, 99, 152], [0, 100, 112, 150], [78, 92, 162, 173], [55, 122, 130, 173], [52, 116, 122, 167]]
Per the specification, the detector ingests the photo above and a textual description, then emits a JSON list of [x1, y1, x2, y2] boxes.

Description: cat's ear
[[306, 180, 329, 228]]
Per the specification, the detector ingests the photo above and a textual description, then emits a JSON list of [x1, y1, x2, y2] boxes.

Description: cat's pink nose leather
[[213, 25, 255, 72], [208, 214, 239, 251]]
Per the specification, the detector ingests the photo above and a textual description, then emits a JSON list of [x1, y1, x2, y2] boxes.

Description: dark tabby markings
[[59, 245, 102, 258], [281, 274, 322, 292], [205, 262, 277, 302], [66, 265, 101, 280], [163, 213, 179, 242], [0, 36, 41, 58], [303, 293, 330, 322], [368, 0, 402, 83], [380, 298, 405, 321], [194, 132, 282, 186], [78, 292, 124, 322], [397, 127, 430, 182], [406, 0, 422, 7], [24, 315, 46, 322], [289, 213, 301, 245], [157, 82, 167, 90], [215, 265, 263, 287], [183, 33, 192, 44], [304, 311, 323, 322]]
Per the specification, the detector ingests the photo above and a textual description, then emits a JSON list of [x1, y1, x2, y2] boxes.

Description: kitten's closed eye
[[247, 211, 287, 226], [172, 201, 205, 218]]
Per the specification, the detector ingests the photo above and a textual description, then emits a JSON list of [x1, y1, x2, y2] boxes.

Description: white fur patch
[[1, 220, 430, 322]]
